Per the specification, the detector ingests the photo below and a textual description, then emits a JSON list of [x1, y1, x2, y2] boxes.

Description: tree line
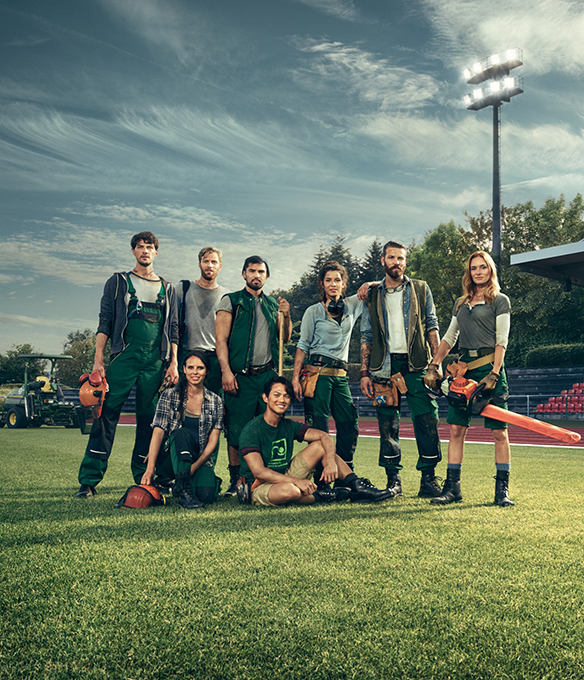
[[2, 193, 583, 385]]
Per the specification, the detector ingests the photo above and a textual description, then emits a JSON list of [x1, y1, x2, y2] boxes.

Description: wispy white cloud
[[293, 0, 361, 21], [293, 39, 442, 111], [359, 112, 584, 176], [0, 103, 325, 193], [421, 0, 584, 75], [98, 0, 198, 66]]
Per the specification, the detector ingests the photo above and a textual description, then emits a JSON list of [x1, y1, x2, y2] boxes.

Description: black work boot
[[386, 470, 403, 497], [223, 464, 240, 498], [173, 469, 203, 509], [431, 468, 462, 505], [75, 484, 96, 498], [418, 469, 442, 498], [236, 477, 250, 505], [494, 471, 514, 507], [349, 477, 395, 503]]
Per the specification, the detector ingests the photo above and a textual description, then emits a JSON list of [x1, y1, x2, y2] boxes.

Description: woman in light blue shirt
[[292, 261, 363, 477]]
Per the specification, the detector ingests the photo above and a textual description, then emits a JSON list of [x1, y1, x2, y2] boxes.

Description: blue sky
[[1, 0, 583, 355]]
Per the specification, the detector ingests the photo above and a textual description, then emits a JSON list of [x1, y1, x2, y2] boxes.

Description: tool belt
[[300, 357, 348, 399], [446, 349, 495, 379], [371, 372, 407, 407], [309, 354, 348, 371]]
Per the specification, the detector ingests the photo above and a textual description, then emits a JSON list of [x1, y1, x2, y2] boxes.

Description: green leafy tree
[[56, 329, 98, 387], [357, 238, 386, 283], [0, 344, 46, 385]]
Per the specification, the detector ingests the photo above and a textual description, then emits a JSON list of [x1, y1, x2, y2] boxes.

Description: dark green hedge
[[524, 344, 584, 367]]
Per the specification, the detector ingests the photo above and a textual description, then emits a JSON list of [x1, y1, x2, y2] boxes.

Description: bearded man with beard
[[359, 240, 444, 498]]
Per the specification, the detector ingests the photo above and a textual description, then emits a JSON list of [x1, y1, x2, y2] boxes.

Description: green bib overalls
[[78, 275, 166, 486]]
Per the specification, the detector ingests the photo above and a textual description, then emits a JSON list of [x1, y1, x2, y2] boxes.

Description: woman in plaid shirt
[[141, 350, 224, 508]]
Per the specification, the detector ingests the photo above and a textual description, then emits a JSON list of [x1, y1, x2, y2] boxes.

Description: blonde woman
[[425, 251, 513, 506]]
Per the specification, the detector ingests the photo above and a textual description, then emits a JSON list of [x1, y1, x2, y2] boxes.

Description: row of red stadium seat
[[535, 403, 584, 413], [548, 395, 584, 404]]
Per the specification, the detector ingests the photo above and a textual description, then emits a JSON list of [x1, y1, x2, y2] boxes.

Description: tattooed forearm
[[427, 329, 440, 358], [360, 343, 372, 371]]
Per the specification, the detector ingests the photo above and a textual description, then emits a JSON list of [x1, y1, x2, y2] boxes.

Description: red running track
[[118, 415, 584, 448]]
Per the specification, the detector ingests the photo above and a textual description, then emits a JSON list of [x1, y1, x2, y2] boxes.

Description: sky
[[1, 0, 583, 355]]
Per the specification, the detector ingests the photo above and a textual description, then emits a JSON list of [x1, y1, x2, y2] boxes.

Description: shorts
[[251, 451, 315, 507]]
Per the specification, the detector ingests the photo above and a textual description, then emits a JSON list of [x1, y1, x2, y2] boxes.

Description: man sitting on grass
[[238, 376, 394, 506]]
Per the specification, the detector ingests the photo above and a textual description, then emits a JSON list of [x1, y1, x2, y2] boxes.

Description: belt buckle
[[468, 350, 479, 358]]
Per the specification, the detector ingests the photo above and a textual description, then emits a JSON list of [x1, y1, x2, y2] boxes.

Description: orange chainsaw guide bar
[[480, 404, 581, 444]]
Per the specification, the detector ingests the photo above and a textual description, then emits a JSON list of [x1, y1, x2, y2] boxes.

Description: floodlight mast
[[464, 48, 523, 273]]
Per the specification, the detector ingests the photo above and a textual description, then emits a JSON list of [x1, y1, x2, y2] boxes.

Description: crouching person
[[141, 350, 223, 508], [239, 376, 394, 506]]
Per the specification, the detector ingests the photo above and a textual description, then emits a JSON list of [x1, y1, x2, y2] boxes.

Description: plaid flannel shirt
[[152, 385, 224, 467]]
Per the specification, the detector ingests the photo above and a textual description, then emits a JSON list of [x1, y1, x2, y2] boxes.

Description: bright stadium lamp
[[463, 48, 524, 271]]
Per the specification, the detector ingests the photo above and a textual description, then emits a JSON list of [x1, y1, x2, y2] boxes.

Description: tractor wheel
[[7, 407, 27, 429]]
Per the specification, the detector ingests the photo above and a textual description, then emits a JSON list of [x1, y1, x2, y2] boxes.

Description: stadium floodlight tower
[[463, 47, 523, 271]]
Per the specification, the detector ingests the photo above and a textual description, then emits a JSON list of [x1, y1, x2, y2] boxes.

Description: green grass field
[[1, 426, 583, 679]]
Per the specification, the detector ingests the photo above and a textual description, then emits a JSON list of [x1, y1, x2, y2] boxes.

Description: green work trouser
[[224, 369, 276, 449], [303, 374, 358, 466], [375, 359, 441, 472], [78, 319, 164, 487], [155, 428, 220, 504]]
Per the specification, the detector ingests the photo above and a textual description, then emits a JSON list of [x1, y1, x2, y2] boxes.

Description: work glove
[[479, 370, 500, 392], [423, 363, 441, 390]]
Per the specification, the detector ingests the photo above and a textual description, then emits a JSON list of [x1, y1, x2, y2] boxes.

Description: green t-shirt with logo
[[239, 415, 309, 484]]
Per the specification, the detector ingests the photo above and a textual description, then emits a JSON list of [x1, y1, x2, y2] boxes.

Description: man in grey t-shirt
[[176, 246, 228, 396]]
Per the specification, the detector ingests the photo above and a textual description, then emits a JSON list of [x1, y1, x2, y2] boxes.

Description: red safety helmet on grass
[[116, 485, 166, 509]]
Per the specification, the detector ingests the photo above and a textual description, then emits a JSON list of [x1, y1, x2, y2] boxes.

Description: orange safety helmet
[[79, 372, 109, 418], [116, 485, 166, 509]]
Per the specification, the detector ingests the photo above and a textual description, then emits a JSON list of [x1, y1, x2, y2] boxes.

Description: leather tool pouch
[[299, 365, 321, 399], [372, 372, 406, 407]]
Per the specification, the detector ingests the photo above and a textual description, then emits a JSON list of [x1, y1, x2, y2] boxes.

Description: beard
[[384, 263, 404, 281], [200, 270, 216, 281], [247, 279, 264, 290]]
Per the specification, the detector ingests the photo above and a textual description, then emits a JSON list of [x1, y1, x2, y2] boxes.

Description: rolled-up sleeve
[[424, 284, 439, 333], [297, 306, 316, 354], [152, 389, 173, 431], [360, 301, 373, 346]]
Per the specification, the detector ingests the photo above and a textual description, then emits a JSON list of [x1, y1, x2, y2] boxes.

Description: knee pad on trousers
[[412, 412, 442, 464], [131, 414, 156, 468], [307, 415, 330, 433], [377, 409, 401, 467], [171, 428, 201, 463], [335, 421, 358, 464], [86, 405, 120, 461], [195, 486, 217, 504]]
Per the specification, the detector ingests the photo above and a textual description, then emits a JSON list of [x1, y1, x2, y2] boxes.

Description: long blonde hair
[[456, 251, 500, 311]]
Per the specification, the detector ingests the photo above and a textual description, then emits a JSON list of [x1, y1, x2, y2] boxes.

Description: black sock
[[342, 473, 358, 489]]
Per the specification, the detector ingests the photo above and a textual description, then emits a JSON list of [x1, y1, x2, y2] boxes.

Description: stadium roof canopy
[[510, 241, 584, 289]]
